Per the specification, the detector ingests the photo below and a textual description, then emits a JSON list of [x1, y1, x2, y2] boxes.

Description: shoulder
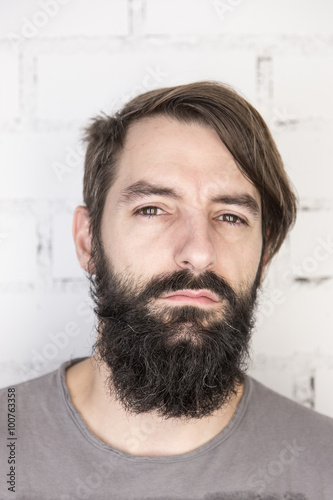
[[0, 358, 89, 447], [0, 366, 60, 420], [0, 368, 55, 397], [0, 357, 86, 411], [247, 375, 333, 442]]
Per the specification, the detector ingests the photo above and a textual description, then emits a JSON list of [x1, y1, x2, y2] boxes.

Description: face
[[86, 115, 264, 419], [101, 115, 263, 297]]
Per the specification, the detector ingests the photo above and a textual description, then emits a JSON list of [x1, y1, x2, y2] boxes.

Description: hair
[[83, 80, 297, 266]]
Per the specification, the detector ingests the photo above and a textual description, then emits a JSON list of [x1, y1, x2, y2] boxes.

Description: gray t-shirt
[[1, 357, 333, 500]]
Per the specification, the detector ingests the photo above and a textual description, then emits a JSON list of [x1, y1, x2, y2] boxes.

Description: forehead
[[112, 115, 260, 204]]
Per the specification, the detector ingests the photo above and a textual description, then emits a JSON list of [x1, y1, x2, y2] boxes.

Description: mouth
[[158, 289, 220, 306]]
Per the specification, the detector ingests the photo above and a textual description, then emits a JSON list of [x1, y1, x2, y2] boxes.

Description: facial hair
[[89, 241, 262, 420]]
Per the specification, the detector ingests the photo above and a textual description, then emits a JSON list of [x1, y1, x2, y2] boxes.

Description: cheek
[[103, 221, 172, 273], [236, 239, 263, 284], [216, 234, 263, 287]]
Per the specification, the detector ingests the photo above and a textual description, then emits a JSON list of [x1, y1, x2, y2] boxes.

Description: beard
[[89, 240, 262, 420]]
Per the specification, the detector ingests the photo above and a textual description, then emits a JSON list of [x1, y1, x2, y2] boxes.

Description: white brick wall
[[1, 0, 333, 417], [145, 0, 333, 36], [275, 122, 333, 199], [0, 131, 84, 199], [274, 55, 333, 121], [51, 210, 83, 279], [253, 283, 333, 356], [0, 49, 20, 124], [315, 369, 333, 417], [35, 47, 256, 123], [1, 0, 128, 38], [0, 205, 38, 283]]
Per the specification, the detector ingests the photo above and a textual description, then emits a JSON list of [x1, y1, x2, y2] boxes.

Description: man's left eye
[[218, 214, 246, 225]]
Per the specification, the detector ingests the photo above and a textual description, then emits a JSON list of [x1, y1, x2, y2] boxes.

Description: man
[[1, 81, 332, 500]]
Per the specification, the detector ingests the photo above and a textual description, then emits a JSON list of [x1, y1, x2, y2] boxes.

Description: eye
[[217, 213, 247, 225], [134, 206, 165, 218]]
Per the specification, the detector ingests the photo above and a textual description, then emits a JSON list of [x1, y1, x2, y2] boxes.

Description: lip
[[159, 290, 219, 305]]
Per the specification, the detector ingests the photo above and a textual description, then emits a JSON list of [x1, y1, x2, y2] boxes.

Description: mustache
[[133, 269, 239, 306]]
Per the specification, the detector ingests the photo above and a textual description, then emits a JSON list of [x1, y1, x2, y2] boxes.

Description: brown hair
[[83, 81, 297, 265]]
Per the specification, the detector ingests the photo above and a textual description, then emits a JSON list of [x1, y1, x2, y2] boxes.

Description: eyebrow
[[118, 180, 182, 205], [117, 180, 260, 217], [210, 194, 260, 217]]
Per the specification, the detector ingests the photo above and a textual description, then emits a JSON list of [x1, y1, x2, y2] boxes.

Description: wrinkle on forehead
[[112, 115, 261, 210]]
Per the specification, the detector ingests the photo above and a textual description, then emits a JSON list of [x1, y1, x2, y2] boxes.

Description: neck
[[66, 357, 245, 457]]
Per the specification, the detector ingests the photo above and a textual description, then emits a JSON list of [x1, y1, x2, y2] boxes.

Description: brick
[[1, 0, 41, 37], [52, 211, 84, 279], [274, 56, 333, 121], [314, 369, 333, 418], [145, 0, 333, 35], [0, 50, 20, 123], [0, 210, 37, 283], [253, 282, 333, 356], [1, 0, 128, 39], [0, 131, 84, 200], [274, 121, 333, 199], [36, 48, 256, 122]]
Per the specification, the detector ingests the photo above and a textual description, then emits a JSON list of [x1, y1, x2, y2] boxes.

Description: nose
[[174, 217, 217, 272]]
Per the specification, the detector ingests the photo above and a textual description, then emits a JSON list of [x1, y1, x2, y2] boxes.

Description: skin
[[69, 115, 265, 456]]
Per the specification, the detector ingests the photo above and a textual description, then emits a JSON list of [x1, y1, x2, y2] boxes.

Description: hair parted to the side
[[83, 80, 297, 267]]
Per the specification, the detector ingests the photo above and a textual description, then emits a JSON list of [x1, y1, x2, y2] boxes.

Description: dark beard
[[89, 241, 262, 419]]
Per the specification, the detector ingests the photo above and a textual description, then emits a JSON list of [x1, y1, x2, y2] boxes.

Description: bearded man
[[1, 81, 332, 500]]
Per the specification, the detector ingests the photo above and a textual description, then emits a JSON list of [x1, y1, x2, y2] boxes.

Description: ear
[[72, 206, 92, 273]]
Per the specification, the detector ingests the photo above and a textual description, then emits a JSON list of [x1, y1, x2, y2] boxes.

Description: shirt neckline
[[58, 357, 253, 463]]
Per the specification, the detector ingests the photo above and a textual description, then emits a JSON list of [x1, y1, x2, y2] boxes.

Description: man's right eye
[[134, 206, 165, 217]]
